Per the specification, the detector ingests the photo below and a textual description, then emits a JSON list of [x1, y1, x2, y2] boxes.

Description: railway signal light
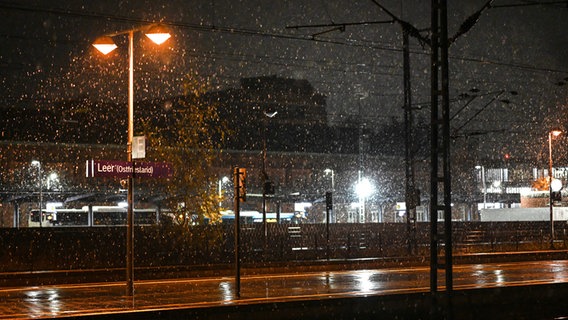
[[326, 192, 333, 210], [234, 167, 247, 202], [264, 180, 275, 195], [552, 191, 562, 204]]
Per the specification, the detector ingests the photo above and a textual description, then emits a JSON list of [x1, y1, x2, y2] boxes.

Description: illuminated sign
[[86, 160, 172, 178]]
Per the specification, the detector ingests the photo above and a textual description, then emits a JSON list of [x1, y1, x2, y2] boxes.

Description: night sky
[[1, 0, 567, 145]]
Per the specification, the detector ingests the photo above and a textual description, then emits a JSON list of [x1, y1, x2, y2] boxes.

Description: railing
[[0, 221, 566, 273]]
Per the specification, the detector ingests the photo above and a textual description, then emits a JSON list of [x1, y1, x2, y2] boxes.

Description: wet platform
[[1, 260, 568, 319]]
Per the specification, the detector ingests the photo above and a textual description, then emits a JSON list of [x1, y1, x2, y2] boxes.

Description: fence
[[0, 221, 565, 273]]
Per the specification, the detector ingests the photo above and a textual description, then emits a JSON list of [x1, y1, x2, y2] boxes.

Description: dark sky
[[1, 0, 567, 140]]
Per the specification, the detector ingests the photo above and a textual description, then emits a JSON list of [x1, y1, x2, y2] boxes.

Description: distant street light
[[47, 172, 59, 190], [218, 176, 230, 208], [548, 129, 562, 249], [93, 23, 171, 296], [31, 160, 42, 228]]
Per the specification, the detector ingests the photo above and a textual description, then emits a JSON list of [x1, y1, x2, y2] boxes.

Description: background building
[[0, 76, 564, 226]]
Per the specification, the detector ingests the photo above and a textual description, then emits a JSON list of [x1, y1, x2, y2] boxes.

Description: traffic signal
[[234, 167, 247, 202], [412, 188, 421, 207], [325, 192, 333, 210], [264, 180, 275, 195], [552, 191, 562, 204], [503, 153, 512, 166]]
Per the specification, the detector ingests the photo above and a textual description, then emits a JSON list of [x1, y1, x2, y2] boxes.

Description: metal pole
[[38, 162, 43, 228], [262, 114, 267, 245], [403, 28, 416, 255], [14, 203, 20, 228], [440, 0, 453, 297], [482, 166, 487, 209], [233, 167, 241, 298], [276, 200, 281, 224], [126, 30, 135, 297], [429, 0, 439, 294], [331, 170, 335, 222], [548, 132, 554, 249], [326, 191, 332, 260]]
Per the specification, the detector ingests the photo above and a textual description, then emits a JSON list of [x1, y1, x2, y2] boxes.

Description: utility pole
[[429, 0, 494, 302], [288, 2, 495, 315], [429, 0, 453, 301], [403, 28, 417, 255]]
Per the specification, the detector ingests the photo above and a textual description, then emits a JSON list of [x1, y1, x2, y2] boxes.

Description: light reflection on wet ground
[[1, 260, 568, 318]]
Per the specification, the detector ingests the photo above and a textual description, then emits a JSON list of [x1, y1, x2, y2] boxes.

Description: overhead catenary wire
[[1, 0, 567, 134], [1, 1, 567, 78]]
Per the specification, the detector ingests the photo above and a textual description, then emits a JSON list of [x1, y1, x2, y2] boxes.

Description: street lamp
[[548, 129, 562, 248], [262, 110, 277, 242], [218, 176, 230, 208], [31, 160, 42, 228], [93, 23, 171, 296], [46, 172, 59, 190]]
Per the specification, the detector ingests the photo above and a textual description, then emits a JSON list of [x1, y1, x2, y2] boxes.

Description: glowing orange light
[[92, 36, 117, 55], [145, 24, 171, 45]]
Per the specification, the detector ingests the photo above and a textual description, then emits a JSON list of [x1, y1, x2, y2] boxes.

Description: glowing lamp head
[[551, 129, 562, 138], [92, 36, 117, 55], [145, 24, 171, 45]]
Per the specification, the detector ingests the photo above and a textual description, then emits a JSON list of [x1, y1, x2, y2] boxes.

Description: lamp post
[[93, 24, 171, 296], [548, 129, 562, 249], [47, 172, 58, 190], [31, 160, 42, 228], [262, 110, 277, 242]]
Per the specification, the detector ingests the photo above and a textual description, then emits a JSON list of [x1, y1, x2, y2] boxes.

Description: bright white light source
[[551, 178, 563, 192], [355, 178, 374, 198]]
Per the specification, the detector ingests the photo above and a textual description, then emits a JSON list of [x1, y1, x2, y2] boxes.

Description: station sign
[[86, 160, 172, 178]]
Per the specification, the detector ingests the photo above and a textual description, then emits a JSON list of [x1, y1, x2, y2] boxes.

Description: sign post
[[326, 191, 332, 260], [233, 167, 246, 298]]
